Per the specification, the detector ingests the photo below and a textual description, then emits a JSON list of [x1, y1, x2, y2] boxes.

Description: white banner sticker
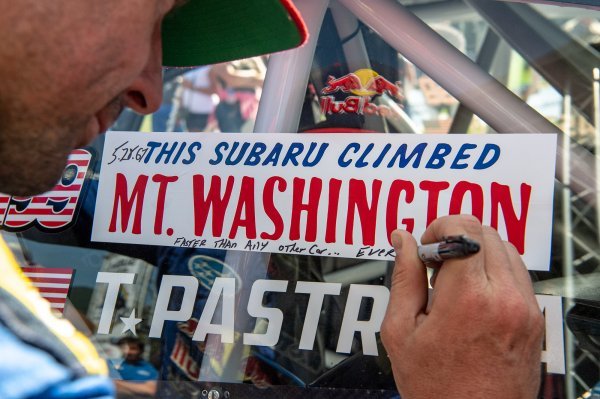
[[92, 132, 556, 270]]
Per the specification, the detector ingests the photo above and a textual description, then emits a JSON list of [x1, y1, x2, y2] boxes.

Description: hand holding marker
[[417, 235, 480, 287], [418, 235, 481, 264]]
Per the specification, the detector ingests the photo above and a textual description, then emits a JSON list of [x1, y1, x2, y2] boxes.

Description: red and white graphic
[[0, 194, 9, 226], [22, 266, 74, 314], [1, 149, 91, 231]]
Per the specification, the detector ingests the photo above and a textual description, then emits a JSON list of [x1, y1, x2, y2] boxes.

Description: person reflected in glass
[[112, 337, 158, 398]]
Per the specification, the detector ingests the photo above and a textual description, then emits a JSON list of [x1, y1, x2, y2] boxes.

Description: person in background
[[178, 66, 218, 132], [112, 337, 158, 398], [210, 57, 266, 132], [0, 1, 545, 399]]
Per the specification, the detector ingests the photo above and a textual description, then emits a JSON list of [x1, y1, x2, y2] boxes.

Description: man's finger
[[480, 226, 512, 283], [503, 241, 538, 302], [420, 215, 487, 290], [479, 228, 536, 307], [385, 230, 429, 331], [420, 215, 483, 245]]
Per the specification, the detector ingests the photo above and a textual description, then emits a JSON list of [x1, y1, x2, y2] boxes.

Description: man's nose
[[123, 33, 163, 114]]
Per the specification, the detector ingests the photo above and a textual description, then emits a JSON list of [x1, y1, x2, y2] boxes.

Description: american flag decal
[[0, 194, 9, 226], [21, 267, 74, 314], [0, 149, 92, 231]]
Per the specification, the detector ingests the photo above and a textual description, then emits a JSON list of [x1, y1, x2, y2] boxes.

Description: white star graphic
[[120, 309, 142, 336]]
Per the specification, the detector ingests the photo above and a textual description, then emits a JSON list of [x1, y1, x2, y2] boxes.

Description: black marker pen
[[417, 235, 480, 263]]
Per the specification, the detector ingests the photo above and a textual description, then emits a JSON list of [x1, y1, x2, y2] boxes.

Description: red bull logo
[[320, 69, 402, 117]]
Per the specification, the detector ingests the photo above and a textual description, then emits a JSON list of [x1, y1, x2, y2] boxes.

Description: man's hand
[[381, 215, 544, 398]]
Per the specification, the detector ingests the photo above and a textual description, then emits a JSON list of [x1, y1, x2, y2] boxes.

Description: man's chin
[[0, 163, 66, 197], [1, 179, 58, 197]]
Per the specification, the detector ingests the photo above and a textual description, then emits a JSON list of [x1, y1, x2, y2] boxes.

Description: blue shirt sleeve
[[110, 359, 158, 382], [0, 324, 114, 399]]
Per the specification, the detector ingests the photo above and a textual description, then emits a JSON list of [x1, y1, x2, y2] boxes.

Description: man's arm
[[114, 380, 157, 396], [382, 215, 544, 398], [181, 77, 215, 96]]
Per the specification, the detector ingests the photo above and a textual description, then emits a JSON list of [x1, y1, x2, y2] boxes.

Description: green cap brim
[[162, 0, 308, 67]]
